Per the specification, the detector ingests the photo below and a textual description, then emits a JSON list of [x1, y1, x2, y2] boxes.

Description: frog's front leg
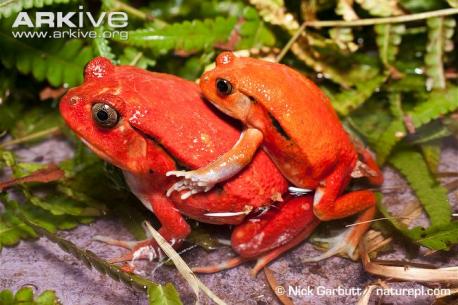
[[166, 128, 263, 199], [193, 195, 320, 276], [94, 195, 191, 263]]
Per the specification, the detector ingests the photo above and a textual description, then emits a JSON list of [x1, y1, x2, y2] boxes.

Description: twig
[[0, 127, 61, 149], [276, 8, 458, 62], [305, 8, 458, 28]]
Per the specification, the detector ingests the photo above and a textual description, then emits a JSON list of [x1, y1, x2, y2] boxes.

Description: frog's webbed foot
[[166, 170, 216, 199], [303, 206, 376, 263], [93, 235, 164, 264], [303, 229, 356, 262]]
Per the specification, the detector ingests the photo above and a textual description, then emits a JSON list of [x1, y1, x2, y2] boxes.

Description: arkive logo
[[12, 6, 128, 28]]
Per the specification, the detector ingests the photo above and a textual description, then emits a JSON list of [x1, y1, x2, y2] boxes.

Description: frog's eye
[[92, 103, 119, 128], [216, 78, 233, 96]]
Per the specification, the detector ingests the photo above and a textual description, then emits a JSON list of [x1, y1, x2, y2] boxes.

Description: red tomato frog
[[167, 52, 384, 262], [60, 57, 321, 275]]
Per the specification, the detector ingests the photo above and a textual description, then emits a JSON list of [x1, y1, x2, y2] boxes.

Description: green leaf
[[375, 24, 405, 67], [388, 149, 451, 227], [116, 17, 237, 55], [356, 0, 402, 16], [236, 7, 275, 49], [409, 86, 458, 127], [416, 222, 458, 250], [92, 26, 117, 62], [11, 105, 63, 139], [119, 47, 156, 69], [0, 19, 93, 87], [0, 0, 73, 19], [374, 119, 404, 164], [425, 17, 456, 90], [20, 218, 183, 304], [0, 287, 62, 305], [328, 74, 387, 115], [148, 285, 183, 305], [420, 142, 441, 174]]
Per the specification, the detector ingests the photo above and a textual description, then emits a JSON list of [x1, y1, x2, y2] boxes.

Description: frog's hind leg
[[192, 196, 319, 276], [303, 205, 376, 262], [309, 162, 378, 262], [94, 195, 191, 264]]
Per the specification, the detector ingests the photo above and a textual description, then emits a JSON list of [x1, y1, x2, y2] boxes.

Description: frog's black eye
[[216, 78, 233, 96], [92, 103, 119, 128]]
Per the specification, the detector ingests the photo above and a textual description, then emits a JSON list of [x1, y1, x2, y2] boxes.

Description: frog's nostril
[[69, 96, 81, 106]]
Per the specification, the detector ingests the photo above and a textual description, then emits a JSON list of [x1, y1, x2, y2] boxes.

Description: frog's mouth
[[129, 124, 190, 171], [79, 138, 116, 165]]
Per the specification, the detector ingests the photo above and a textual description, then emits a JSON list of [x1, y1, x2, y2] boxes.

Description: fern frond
[[0, 24, 92, 86], [0, 0, 73, 19], [410, 86, 458, 127], [249, 0, 299, 31], [375, 24, 405, 67], [420, 142, 441, 174], [116, 17, 237, 54], [425, 17, 456, 90], [355, 0, 403, 17], [93, 26, 116, 62], [329, 28, 358, 52], [22, 217, 183, 304], [0, 287, 62, 305], [336, 0, 358, 21], [329, 74, 387, 115], [389, 149, 451, 227], [237, 7, 275, 49], [374, 119, 404, 164]]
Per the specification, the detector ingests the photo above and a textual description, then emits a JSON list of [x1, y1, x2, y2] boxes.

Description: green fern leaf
[[416, 222, 458, 250], [378, 199, 458, 250], [356, 0, 403, 16], [389, 149, 451, 227], [374, 119, 404, 164], [0, 0, 73, 19], [375, 24, 405, 67], [0, 287, 62, 305], [420, 142, 441, 174], [93, 26, 116, 62], [425, 17, 456, 90], [375, 86, 458, 163], [329, 74, 387, 115], [0, 19, 92, 86], [21, 218, 183, 304], [410, 86, 458, 127], [237, 7, 275, 49], [117, 17, 237, 54]]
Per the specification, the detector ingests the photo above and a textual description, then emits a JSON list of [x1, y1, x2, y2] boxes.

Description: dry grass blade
[[355, 284, 378, 305], [263, 267, 295, 305], [144, 222, 227, 305], [360, 238, 458, 283]]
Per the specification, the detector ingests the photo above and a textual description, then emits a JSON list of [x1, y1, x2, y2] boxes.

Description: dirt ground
[[1, 137, 457, 305]]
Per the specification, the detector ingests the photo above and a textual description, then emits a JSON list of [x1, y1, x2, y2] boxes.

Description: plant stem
[[0, 127, 60, 148], [304, 8, 458, 28], [111, 0, 147, 20], [277, 8, 458, 62]]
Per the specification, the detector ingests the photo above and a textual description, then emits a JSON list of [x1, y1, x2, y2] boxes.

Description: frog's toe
[[166, 180, 186, 197]]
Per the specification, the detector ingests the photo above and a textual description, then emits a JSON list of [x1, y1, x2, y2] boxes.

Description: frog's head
[[59, 57, 176, 175], [199, 52, 279, 128]]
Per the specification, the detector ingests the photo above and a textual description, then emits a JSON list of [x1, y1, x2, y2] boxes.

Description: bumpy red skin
[[59, 57, 317, 259], [199, 52, 384, 222]]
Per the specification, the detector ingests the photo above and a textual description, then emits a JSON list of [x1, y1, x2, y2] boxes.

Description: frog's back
[[235, 58, 357, 182]]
